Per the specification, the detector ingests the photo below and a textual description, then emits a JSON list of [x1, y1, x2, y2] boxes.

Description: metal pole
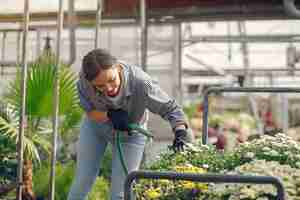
[[134, 27, 139, 65], [68, 0, 76, 65], [95, 0, 103, 49], [16, 0, 30, 199], [202, 94, 209, 144], [174, 23, 182, 104], [49, 0, 64, 199], [281, 94, 289, 133], [107, 27, 112, 50], [140, 0, 148, 71], [17, 31, 21, 64], [36, 30, 41, 58], [238, 21, 264, 135], [238, 21, 250, 80], [1, 32, 6, 75], [226, 22, 232, 61]]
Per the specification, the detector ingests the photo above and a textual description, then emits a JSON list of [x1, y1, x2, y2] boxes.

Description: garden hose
[[116, 123, 153, 175]]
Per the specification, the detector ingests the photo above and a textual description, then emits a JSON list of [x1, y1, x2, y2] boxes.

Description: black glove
[[107, 109, 129, 131], [172, 129, 188, 152]]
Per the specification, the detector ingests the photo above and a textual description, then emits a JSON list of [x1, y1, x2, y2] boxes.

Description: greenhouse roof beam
[[0, 3, 298, 25], [184, 35, 300, 43], [183, 68, 300, 76]]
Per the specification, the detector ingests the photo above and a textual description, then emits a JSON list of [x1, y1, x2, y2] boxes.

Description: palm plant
[[0, 55, 82, 200], [0, 101, 18, 198]]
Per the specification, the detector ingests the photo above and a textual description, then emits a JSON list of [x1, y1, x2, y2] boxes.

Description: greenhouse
[[1, 0, 300, 200]]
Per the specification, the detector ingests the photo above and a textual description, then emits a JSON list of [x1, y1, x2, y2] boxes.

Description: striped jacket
[[77, 61, 187, 130]]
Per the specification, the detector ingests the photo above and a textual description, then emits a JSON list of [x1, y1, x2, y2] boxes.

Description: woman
[[68, 48, 190, 200]]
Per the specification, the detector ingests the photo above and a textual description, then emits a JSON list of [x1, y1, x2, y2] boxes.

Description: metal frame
[[0, 1, 77, 68], [7, 1, 298, 199], [0, 1, 299, 24], [202, 87, 300, 145], [1, 31, 6, 75], [15, 1, 66, 200], [140, 0, 148, 71], [124, 170, 286, 200], [95, 0, 103, 48], [16, 0, 29, 199], [14, 0, 148, 199], [0, 29, 76, 67], [49, 0, 64, 199], [183, 34, 300, 43], [173, 22, 182, 104], [183, 68, 300, 77]]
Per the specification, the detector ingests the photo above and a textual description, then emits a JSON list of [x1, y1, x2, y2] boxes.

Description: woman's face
[[91, 65, 121, 97]]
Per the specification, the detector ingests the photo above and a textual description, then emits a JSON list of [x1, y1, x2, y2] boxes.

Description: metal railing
[[124, 170, 286, 200], [202, 86, 300, 145]]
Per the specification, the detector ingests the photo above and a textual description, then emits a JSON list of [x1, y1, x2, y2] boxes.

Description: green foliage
[[33, 161, 75, 199], [0, 95, 52, 163], [0, 101, 17, 183], [233, 133, 300, 168], [33, 161, 110, 200], [209, 160, 300, 199], [0, 130, 16, 160], [0, 55, 82, 163], [148, 143, 251, 173], [0, 133, 17, 183], [6, 56, 79, 117], [148, 134, 300, 174], [183, 104, 198, 119], [88, 177, 110, 200], [136, 134, 300, 199], [99, 144, 112, 180]]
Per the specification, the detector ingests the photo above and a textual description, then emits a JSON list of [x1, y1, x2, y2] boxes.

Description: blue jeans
[[67, 117, 146, 200]]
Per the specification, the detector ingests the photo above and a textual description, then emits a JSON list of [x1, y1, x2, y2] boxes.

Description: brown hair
[[82, 48, 117, 81]]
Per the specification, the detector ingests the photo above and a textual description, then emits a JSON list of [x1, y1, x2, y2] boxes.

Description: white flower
[[276, 133, 285, 138], [202, 164, 209, 169], [201, 145, 210, 149], [186, 163, 193, 167], [242, 141, 250, 147], [268, 150, 279, 157], [244, 152, 255, 159], [262, 147, 271, 152]]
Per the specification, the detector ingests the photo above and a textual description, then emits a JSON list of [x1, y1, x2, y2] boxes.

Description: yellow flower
[[181, 181, 196, 189], [174, 164, 206, 174], [158, 179, 170, 186], [195, 183, 209, 191], [145, 188, 161, 199], [173, 164, 209, 191]]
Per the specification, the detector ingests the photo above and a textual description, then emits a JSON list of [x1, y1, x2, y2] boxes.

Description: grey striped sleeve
[[143, 78, 187, 130], [77, 81, 95, 112]]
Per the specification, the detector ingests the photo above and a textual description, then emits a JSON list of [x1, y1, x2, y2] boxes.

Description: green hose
[[128, 124, 153, 138], [116, 123, 153, 175], [116, 130, 129, 175]]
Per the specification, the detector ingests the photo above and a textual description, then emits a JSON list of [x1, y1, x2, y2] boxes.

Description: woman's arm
[[143, 78, 188, 130]]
